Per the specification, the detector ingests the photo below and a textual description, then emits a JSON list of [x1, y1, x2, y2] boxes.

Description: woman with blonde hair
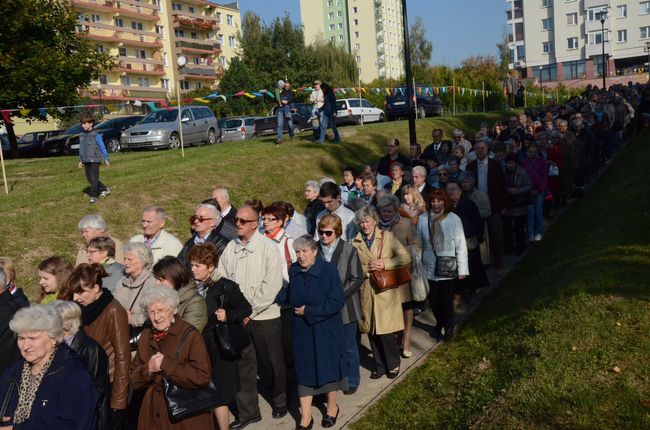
[[400, 184, 426, 224]]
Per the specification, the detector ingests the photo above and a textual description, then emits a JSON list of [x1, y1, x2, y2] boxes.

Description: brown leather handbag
[[370, 232, 412, 291]]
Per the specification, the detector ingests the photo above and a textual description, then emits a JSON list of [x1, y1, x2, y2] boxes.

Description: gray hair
[[304, 180, 320, 192], [123, 242, 154, 269], [212, 187, 230, 201], [78, 214, 107, 231], [355, 205, 380, 225], [0, 268, 6, 290], [412, 165, 427, 177], [458, 171, 475, 186], [196, 203, 220, 221], [50, 300, 82, 336], [292, 235, 319, 252], [139, 286, 180, 312], [475, 137, 492, 147], [452, 128, 463, 137], [376, 194, 400, 210], [437, 165, 450, 173], [10, 304, 64, 343], [143, 205, 167, 220], [318, 177, 336, 187]]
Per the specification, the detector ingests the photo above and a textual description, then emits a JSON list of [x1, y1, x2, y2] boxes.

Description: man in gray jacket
[[78, 114, 110, 204]]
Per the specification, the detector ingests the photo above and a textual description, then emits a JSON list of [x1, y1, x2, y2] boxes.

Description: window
[[338, 23, 343, 29], [534, 64, 557, 82], [227, 15, 234, 26], [216, 12, 221, 23], [179, 81, 190, 90], [171, 2, 181, 11], [163, 52, 168, 66], [161, 78, 169, 90], [118, 47, 127, 56], [542, 0, 552, 7], [96, 45, 105, 54], [567, 37, 578, 49], [337, 11, 342, 17], [228, 36, 236, 47], [542, 41, 554, 53], [120, 75, 131, 86], [641, 2, 650, 14], [354, 43, 360, 50], [642, 26, 650, 39], [327, 0, 333, 6], [131, 21, 143, 31], [330, 36, 336, 42], [135, 49, 146, 59], [562, 60, 585, 79], [542, 18, 553, 31], [588, 31, 607, 44], [91, 14, 101, 22], [195, 82, 203, 89], [355, 54, 361, 62], [219, 56, 226, 65], [175, 29, 185, 37], [354, 19, 359, 25], [99, 75, 108, 85], [617, 5, 627, 18], [155, 25, 163, 34], [587, 6, 608, 22], [188, 6, 194, 13], [617, 29, 627, 42], [138, 77, 149, 87], [353, 7, 358, 13], [191, 32, 197, 39], [329, 24, 335, 31], [217, 34, 223, 44], [567, 13, 577, 25], [338, 34, 344, 41], [114, 18, 124, 27], [328, 12, 334, 19], [354, 31, 359, 38], [193, 56, 200, 64]]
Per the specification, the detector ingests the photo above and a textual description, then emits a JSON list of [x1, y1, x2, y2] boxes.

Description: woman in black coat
[[188, 243, 252, 430], [318, 82, 341, 144]]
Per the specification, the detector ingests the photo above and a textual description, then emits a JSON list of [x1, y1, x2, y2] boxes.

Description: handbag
[[369, 232, 411, 291], [548, 162, 559, 177], [409, 246, 429, 302], [214, 294, 250, 361], [162, 326, 220, 423], [127, 283, 148, 351], [1, 380, 15, 420], [428, 213, 458, 278]]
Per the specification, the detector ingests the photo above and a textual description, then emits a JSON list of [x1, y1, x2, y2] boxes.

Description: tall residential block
[[506, 0, 650, 84], [73, 0, 241, 112], [300, 0, 405, 83]]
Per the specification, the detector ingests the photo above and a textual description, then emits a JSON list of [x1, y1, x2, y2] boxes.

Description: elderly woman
[[383, 162, 407, 201], [152, 256, 207, 332], [376, 195, 421, 358], [0, 305, 98, 428], [278, 235, 346, 430], [316, 215, 363, 395], [188, 243, 251, 430], [51, 300, 110, 430], [129, 286, 214, 430], [361, 174, 379, 206], [400, 184, 427, 225], [303, 180, 325, 235], [352, 205, 411, 379], [37, 256, 73, 303], [76, 214, 124, 266], [86, 236, 124, 293], [114, 242, 156, 327], [416, 189, 469, 340]]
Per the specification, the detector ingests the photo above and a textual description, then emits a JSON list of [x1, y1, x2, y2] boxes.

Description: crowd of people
[[0, 81, 648, 430]]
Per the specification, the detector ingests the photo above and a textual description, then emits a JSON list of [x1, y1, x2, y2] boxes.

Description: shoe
[[272, 408, 288, 419], [89, 197, 97, 204], [99, 188, 110, 197], [276, 139, 283, 145], [369, 370, 384, 379], [401, 349, 412, 359], [386, 367, 400, 379], [343, 386, 358, 395], [296, 417, 314, 430], [443, 326, 455, 340], [321, 405, 339, 428], [431, 325, 443, 340], [534, 234, 543, 241], [229, 416, 262, 429]]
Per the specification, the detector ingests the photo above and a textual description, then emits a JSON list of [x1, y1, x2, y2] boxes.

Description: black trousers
[[368, 333, 400, 375], [487, 213, 504, 268], [84, 162, 107, 198], [236, 317, 286, 420], [428, 279, 455, 330], [503, 214, 527, 255]]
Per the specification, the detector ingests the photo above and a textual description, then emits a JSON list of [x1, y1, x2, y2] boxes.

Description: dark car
[[385, 93, 444, 121], [66, 116, 144, 154], [254, 103, 315, 137], [1, 134, 9, 158], [43, 124, 84, 156], [16, 130, 64, 157]]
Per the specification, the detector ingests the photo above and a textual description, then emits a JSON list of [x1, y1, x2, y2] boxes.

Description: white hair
[[212, 187, 230, 202], [196, 203, 220, 221], [143, 206, 167, 220], [318, 178, 336, 187], [293, 235, 319, 252], [412, 165, 427, 177], [305, 180, 320, 192], [78, 214, 107, 231], [139, 286, 180, 312], [50, 300, 82, 336], [10, 305, 64, 343], [123, 242, 154, 269]]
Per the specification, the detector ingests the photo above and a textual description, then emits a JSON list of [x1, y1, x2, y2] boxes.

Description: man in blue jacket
[[78, 114, 110, 204]]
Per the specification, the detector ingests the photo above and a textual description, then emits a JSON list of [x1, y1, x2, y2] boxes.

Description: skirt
[[298, 376, 349, 397]]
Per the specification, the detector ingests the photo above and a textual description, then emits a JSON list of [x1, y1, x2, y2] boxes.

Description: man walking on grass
[[78, 114, 110, 204]]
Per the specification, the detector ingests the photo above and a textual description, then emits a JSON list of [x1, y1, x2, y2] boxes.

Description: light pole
[[645, 41, 650, 80], [97, 84, 104, 121], [176, 55, 187, 158], [355, 47, 363, 126], [400, 0, 416, 144], [600, 10, 608, 90]]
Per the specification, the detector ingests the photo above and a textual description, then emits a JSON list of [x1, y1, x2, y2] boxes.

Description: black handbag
[[428, 213, 459, 278], [214, 294, 250, 361], [162, 326, 220, 423]]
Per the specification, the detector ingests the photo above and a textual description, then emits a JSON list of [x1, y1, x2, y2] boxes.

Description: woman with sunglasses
[[316, 214, 364, 395]]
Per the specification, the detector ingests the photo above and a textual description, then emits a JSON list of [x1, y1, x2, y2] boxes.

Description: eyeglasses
[[190, 215, 214, 224], [439, 172, 449, 177], [261, 217, 277, 223], [318, 229, 335, 237], [86, 248, 101, 254], [147, 307, 173, 318], [234, 217, 257, 225]]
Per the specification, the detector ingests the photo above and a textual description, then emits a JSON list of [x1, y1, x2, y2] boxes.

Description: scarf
[[152, 327, 169, 343], [379, 211, 401, 230], [429, 211, 448, 252], [14, 346, 58, 424], [81, 289, 114, 326]]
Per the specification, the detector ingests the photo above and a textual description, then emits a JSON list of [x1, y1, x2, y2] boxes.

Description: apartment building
[[210, 2, 241, 70], [73, 0, 240, 111], [300, 0, 405, 83], [506, 0, 650, 83]]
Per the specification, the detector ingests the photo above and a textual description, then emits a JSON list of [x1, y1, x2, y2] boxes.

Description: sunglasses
[[190, 215, 214, 224], [234, 217, 257, 225], [318, 229, 335, 237], [261, 217, 277, 223]]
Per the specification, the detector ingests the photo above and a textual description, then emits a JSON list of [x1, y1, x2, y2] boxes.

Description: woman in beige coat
[[351, 205, 410, 379]]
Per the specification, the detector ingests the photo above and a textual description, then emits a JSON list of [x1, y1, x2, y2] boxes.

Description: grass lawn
[[0, 112, 507, 300], [351, 132, 650, 429]]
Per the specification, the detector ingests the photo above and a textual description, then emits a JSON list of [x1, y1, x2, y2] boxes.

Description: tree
[[408, 17, 433, 84], [0, 0, 113, 157], [496, 28, 511, 73]]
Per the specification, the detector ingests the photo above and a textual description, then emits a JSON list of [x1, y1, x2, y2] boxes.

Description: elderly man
[[75, 214, 124, 266], [452, 129, 472, 154], [211, 187, 237, 224], [411, 165, 432, 201], [0, 268, 29, 375], [217, 205, 286, 428], [314, 182, 357, 240], [177, 203, 230, 268], [130, 206, 183, 265], [466, 139, 506, 270], [377, 137, 411, 179], [422, 128, 444, 161]]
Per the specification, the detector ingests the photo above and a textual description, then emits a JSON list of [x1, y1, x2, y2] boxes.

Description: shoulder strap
[[0, 380, 16, 419], [283, 238, 292, 270], [376, 230, 384, 260], [175, 326, 195, 360], [128, 284, 146, 312]]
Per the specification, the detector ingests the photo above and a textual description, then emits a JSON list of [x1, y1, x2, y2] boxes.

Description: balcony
[[114, 61, 165, 75], [118, 55, 164, 66], [99, 85, 168, 99], [507, 32, 524, 43], [172, 14, 219, 31], [175, 40, 221, 54], [72, 0, 160, 21], [586, 41, 611, 58], [116, 32, 163, 48], [78, 20, 159, 38], [179, 65, 224, 80], [506, 8, 523, 21]]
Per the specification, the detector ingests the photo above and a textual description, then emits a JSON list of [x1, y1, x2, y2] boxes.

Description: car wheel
[[107, 137, 121, 153], [379, 113, 386, 122], [169, 133, 180, 150], [207, 128, 217, 145], [418, 107, 426, 119]]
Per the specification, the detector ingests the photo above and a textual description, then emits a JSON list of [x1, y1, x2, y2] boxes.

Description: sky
[[238, 0, 506, 67]]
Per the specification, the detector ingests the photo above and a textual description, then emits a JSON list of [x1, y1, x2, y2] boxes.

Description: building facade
[[300, 0, 405, 83], [506, 0, 650, 84], [73, 0, 241, 111]]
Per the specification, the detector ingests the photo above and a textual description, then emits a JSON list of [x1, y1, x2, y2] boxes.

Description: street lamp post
[[600, 10, 608, 90], [400, 0, 416, 145], [355, 48, 363, 126], [97, 84, 104, 121], [176, 55, 187, 158], [645, 41, 650, 80]]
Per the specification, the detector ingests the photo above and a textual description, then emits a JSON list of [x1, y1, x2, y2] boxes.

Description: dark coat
[[383, 180, 407, 202], [0, 344, 98, 430], [321, 91, 338, 116], [466, 158, 507, 214], [279, 257, 346, 388], [178, 228, 230, 268], [304, 199, 325, 236], [215, 218, 237, 241], [221, 205, 237, 224], [377, 153, 411, 177], [0, 289, 29, 375], [317, 239, 363, 325], [453, 196, 484, 240], [422, 142, 444, 162], [129, 318, 213, 430]]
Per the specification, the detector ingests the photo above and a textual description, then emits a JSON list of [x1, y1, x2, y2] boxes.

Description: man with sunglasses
[[217, 205, 286, 429], [177, 203, 230, 268]]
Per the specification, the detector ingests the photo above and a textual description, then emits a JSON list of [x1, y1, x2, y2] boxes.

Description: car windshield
[[65, 124, 84, 135], [140, 110, 179, 123], [223, 119, 243, 128], [95, 119, 119, 130]]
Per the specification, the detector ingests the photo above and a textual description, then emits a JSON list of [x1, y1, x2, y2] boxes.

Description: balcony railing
[[506, 9, 523, 20], [73, 0, 159, 20], [172, 14, 219, 31], [507, 32, 524, 42], [175, 40, 221, 53], [115, 61, 165, 74]]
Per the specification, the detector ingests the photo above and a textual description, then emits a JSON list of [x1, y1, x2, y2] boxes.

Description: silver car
[[220, 117, 257, 141], [120, 105, 219, 150]]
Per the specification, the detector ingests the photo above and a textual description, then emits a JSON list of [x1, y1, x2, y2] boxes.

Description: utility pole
[[401, 0, 416, 144]]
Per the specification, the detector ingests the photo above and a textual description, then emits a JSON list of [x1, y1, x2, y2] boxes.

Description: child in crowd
[[78, 114, 110, 204]]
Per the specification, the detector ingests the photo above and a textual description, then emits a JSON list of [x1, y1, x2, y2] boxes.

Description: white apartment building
[[300, 0, 405, 83], [506, 0, 650, 83]]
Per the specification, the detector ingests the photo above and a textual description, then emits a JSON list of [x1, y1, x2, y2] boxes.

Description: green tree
[[0, 0, 114, 157], [407, 17, 433, 84], [496, 28, 511, 73]]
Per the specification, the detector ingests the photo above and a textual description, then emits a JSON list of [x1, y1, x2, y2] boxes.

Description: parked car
[[220, 117, 258, 141], [385, 93, 444, 120], [254, 103, 315, 137], [336, 98, 385, 125], [65, 115, 145, 154], [120, 106, 218, 150], [1, 134, 9, 158], [15, 130, 64, 157], [43, 124, 83, 156]]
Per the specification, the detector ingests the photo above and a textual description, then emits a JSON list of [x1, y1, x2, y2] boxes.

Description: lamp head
[[176, 55, 187, 67]]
